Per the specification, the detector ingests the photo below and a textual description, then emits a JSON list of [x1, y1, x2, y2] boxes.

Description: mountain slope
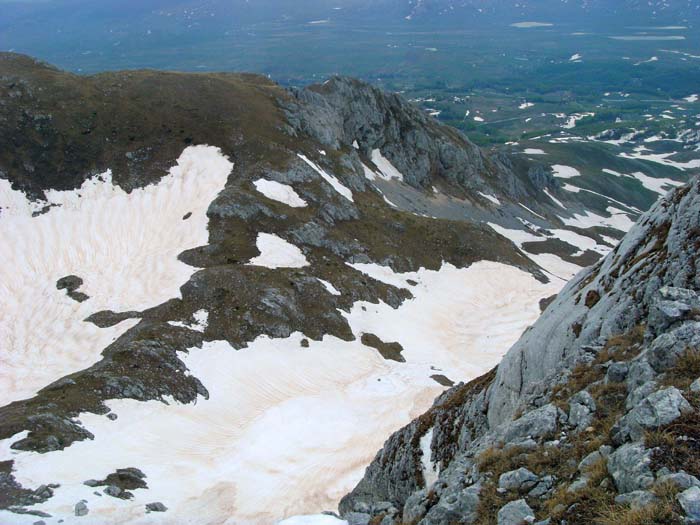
[[0, 53, 685, 524], [0, 53, 569, 524], [340, 176, 700, 524]]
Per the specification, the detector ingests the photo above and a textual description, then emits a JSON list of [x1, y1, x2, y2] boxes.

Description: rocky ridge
[[339, 176, 700, 524]]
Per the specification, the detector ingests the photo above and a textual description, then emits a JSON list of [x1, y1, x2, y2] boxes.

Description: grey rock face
[[615, 387, 692, 442], [692, 378, 700, 392], [608, 443, 655, 494], [499, 468, 539, 492], [497, 499, 535, 525], [489, 178, 700, 427], [340, 179, 700, 525], [677, 486, 700, 522], [281, 77, 537, 204]]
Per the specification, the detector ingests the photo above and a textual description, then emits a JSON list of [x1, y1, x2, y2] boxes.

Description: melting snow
[[561, 207, 636, 232], [0, 145, 231, 405], [488, 223, 582, 280], [523, 148, 547, 155], [370, 150, 405, 181], [248, 233, 309, 269], [298, 154, 354, 202], [168, 309, 209, 333], [420, 428, 438, 488], [618, 148, 700, 170], [318, 278, 341, 296], [478, 192, 501, 206], [543, 189, 565, 208], [279, 516, 347, 525], [551, 165, 581, 179], [601, 169, 685, 195], [253, 179, 307, 208]]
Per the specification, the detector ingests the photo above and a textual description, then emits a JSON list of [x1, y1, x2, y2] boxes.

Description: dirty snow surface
[[0, 258, 558, 525], [0, 145, 232, 406]]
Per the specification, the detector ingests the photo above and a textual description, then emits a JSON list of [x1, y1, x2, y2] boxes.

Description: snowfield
[[0, 261, 559, 525], [0, 145, 232, 405]]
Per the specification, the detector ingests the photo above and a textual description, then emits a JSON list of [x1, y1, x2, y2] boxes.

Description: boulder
[[614, 490, 658, 510], [497, 499, 535, 525], [691, 378, 700, 393], [608, 443, 655, 493], [677, 486, 700, 522], [420, 484, 481, 525], [501, 404, 563, 444], [647, 322, 700, 372], [569, 391, 596, 430], [616, 387, 692, 442], [499, 468, 539, 492], [657, 472, 700, 491], [145, 502, 168, 513], [606, 362, 629, 383], [74, 501, 88, 517]]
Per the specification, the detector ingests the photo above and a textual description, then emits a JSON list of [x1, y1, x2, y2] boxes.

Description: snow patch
[[601, 169, 684, 195], [254, 179, 307, 208], [248, 233, 309, 269], [318, 279, 341, 296], [298, 154, 354, 202], [370, 150, 405, 181], [551, 165, 581, 179], [420, 428, 438, 488], [478, 192, 501, 206], [168, 309, 209, 333]]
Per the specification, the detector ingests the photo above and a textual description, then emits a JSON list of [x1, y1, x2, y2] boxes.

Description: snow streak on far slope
[[370, 149, 405, 181], [488, 223, 585, 281], [0, 262, 559, 525], [297, 154, 354, 202], [601, 169, 686, 195], [0, 145, 232, 406]]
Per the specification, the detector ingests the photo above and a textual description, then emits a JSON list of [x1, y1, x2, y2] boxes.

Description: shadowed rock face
[[340, 177, 700, 524]]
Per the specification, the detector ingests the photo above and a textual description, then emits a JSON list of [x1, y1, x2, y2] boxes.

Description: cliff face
[[281, 76, 545, 202], [340, 178, 700, 525]]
